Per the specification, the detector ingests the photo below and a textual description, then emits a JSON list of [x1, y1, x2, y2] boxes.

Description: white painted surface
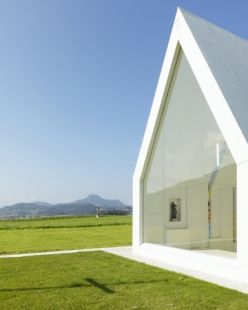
[[106, 247, 248, 294], [165, 229, 191, 249], [182, 9, 248, 143], [133, 7, 248, 286], [177, 8, 248, 165]]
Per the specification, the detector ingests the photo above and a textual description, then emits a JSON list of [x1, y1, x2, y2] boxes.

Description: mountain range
[[0, 194, 132, 218]]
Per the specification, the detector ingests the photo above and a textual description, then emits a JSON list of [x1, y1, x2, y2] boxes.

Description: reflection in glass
[[143, 48, 237, 255]]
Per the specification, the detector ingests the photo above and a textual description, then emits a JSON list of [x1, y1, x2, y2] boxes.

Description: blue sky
[[0, 0, 248, 207]]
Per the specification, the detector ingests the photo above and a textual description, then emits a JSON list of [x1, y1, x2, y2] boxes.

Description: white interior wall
[[143, 191, 164, 244], [211, 188, 221, 238], [187, 184, 208, 249]]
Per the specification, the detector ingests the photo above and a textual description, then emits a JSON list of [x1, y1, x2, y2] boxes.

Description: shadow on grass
[[0, 278, 168, 294], [85, 278, 114, 293]]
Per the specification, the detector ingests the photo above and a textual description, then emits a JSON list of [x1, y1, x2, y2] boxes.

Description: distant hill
[[32, 201, 53, 207], [73, 194, 127, 208], [0, 194, 132, 218]]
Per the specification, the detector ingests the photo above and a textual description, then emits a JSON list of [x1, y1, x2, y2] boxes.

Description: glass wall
[[143, 49, 237, 253]]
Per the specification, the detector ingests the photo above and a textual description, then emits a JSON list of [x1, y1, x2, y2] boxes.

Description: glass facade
[[143, 49, 237, 253]]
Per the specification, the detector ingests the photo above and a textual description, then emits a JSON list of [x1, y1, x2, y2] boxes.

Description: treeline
[[0, 202, 132, 219]]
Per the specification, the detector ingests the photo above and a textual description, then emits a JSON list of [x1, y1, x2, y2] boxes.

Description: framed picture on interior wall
[[169, 198, 181, 221]]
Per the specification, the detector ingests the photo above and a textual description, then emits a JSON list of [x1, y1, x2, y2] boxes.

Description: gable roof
[[134, 8, 248, 181], [182, 9, 248, 144]]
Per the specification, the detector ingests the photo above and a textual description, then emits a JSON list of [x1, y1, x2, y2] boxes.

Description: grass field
[[1, 251, 248, 310], [1, 215, 248, 309], [0, 215, 132, 230], [0, 216, 132, 254]]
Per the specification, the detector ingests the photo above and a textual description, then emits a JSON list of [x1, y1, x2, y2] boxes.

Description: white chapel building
[[133, 8, 248, 284]]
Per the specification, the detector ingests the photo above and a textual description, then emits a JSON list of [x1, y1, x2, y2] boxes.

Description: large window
[[143, 49, 237, 253]]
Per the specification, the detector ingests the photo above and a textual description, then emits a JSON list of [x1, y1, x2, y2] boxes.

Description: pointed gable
[[134, 7, 248, 184]]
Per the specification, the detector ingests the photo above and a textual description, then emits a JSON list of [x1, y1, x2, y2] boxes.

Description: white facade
[[133, 8, 248, 284]]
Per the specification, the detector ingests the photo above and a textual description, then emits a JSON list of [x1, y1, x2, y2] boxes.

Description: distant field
[[0, 215, 132, 230], [1, 251, 248, 310], [0, 215, 132, 255]]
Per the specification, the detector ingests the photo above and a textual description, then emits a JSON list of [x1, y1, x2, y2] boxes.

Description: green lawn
[[0, 216, 132, 254], [1, 251, 248, 309], [1, 215, 248, 309]]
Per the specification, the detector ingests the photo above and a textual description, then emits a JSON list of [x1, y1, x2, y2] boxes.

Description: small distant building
[[133, 8, 248, 285]]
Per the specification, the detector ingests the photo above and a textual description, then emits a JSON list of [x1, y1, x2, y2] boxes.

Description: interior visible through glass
[[143, 49, 237, 256]]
